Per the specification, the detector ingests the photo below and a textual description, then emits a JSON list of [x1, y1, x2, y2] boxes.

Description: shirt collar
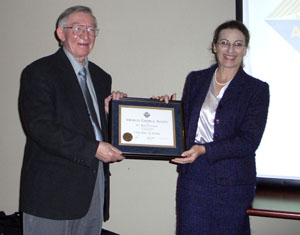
[[63, 47, 89, 75]]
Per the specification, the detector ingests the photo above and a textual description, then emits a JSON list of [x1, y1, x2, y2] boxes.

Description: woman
[[158, 20, 269, 234]]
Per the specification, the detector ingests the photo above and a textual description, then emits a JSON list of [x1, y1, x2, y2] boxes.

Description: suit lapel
[[218, 68, 246, 107], [195, 70, 214, 108], [187, 67, 214, 146], [55, 49, 95, 137], [89, 65, 109, 141], [191, 67, 215, 119]]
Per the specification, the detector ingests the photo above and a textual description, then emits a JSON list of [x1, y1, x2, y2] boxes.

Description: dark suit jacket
[[176, 64, 270, 234], [19, 48, 111, 220], [180, 64, 270, 186]]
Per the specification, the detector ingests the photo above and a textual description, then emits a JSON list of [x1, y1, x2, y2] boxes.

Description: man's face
[[57, 12, 96, 64]]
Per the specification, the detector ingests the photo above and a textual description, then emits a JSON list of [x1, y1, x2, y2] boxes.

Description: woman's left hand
[[151, 93, 176, 104], [171, 144, 206, 164], [105, 91, 128, 114]]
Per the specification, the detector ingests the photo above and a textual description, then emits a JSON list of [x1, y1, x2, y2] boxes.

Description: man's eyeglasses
[[217, 39, 246, 50], [63, 25, 100, 37]]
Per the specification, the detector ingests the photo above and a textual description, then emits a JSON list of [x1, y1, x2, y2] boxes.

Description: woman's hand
[[151, 93, 176, 104], [105, 91, 128, 114], [172, 144, 206, 164]]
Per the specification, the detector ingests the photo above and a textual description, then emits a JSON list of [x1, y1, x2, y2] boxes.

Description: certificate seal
[[123, 132, 133, 142]]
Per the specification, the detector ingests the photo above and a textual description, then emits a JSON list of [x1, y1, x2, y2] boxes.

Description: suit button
[[215, 119, 220, 125], [217, 105, 222, 110], [214, 134, 219, 139]]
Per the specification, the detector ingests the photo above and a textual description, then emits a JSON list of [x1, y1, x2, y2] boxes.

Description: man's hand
[[151, 93, 176, 104], [95, 141, 125, 163], [171, 144, 206, 164], [105, 91, 128, 114]]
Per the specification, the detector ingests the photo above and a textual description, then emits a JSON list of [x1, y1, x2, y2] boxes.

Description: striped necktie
[[78, 67, 103, 141]]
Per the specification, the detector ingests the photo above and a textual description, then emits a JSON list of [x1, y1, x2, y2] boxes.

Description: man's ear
[[56, 27, 65, 42]]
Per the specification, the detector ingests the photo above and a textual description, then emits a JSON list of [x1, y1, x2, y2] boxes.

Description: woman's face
[[213, 28, 247, 70]]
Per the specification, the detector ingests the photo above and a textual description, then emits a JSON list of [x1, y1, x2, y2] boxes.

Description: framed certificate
[[110, 97, 185, 159]]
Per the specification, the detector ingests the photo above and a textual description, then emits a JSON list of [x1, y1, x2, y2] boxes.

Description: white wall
[[1, 1, 299, 234]]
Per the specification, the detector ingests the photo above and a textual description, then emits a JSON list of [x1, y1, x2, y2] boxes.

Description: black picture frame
[[236, 0, 243, 21], [110, 97, 185, 160]]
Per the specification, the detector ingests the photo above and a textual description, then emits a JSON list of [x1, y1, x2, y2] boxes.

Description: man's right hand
[[95, 142, 124, 163]]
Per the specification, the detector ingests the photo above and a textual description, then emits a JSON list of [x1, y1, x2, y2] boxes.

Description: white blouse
[[194, 69, 231, 144]]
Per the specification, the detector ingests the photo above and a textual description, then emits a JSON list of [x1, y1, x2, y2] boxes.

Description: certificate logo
[[123, 132, 133, 142], [265, 0, 300, 54], [144, 112, 150, 118]]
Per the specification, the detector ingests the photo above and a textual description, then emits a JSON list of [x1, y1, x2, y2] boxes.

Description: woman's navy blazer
[[179, 64, 270, 186]]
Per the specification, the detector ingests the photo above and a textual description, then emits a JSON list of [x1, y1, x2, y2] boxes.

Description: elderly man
[[19, 5, 125, 235]]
